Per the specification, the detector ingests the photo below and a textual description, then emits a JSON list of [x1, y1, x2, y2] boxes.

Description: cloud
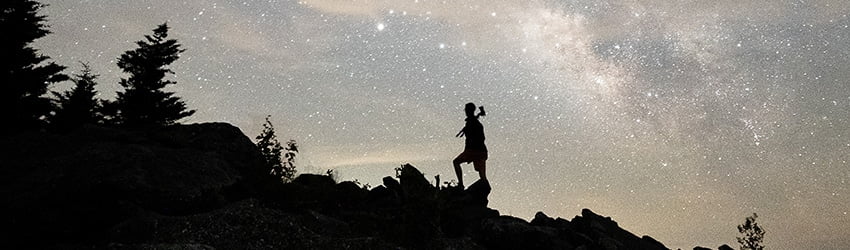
[[308, 142, 453, 168], [302, 0, 633, 100]]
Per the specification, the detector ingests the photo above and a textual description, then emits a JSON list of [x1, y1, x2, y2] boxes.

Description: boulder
[[397, 163, 434, 199], [531, 211, 558, 227], [382, 176, 401, 193], [718, 245, 735, 250], [465, 179, 491, 206]]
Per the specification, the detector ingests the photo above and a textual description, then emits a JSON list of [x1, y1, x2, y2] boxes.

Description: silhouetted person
[[453, 102, 487, 188]]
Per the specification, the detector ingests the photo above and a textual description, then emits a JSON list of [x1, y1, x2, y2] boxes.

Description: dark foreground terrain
[[1, 123, 672, 249]]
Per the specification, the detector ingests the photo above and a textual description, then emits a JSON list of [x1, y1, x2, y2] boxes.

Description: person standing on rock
[[453, 102, 487, 188]]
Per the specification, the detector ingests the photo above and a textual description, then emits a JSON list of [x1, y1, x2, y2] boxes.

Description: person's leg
[[477, 160, 487, 181], [453, 155, 465, 187], [472, 160, 486, 181]]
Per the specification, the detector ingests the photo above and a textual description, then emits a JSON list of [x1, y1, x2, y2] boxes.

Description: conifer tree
[[256, 115, 297, 182], [1, 0, 68, 129], [50, 62, 103, 130], [112, 23, 194, 127]]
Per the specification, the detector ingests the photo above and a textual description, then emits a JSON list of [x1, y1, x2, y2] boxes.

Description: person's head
[[464, 102, 476, 117]]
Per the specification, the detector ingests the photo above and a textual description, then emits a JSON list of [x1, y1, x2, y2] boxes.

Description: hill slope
[[1, 123, 669, 249]]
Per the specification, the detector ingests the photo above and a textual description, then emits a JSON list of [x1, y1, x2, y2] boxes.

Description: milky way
[[36, 1, 850, 248]]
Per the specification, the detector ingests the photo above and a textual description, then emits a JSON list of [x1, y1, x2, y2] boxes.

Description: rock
[[531, 211, 557, 227], [465, 179, 491, 206], [439, 177, 498, 238], [599, 237, 624, 250], [693, 247, 712, 250], [397, 163, 433, 199], [293, 173, 336, 188], [382, 176, 401, 193], [264, 173, 341, 212], [365, 185, 400, 208], [642, 236, 666, 249], [718, 245, 735, 250], [472, 216, 573, 250], [567, 209, 668, 250], [441, 204, 500, 237], [335, 181, 369, 207]]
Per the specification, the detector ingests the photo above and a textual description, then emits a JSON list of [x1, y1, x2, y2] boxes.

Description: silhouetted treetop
[[256, 115, 297, 182], [1, 1, 50, 48], [111, 22, 194, 127], [1, 0, 68, 129], [50, 62, 104, 130], [737, 213, 765, 250], [117, 23, 183, 90]]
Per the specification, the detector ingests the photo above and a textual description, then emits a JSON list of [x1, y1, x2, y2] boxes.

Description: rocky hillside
[[1, 123, 673, 249]]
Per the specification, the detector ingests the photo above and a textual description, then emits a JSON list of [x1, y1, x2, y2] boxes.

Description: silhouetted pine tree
[[256, 115, 297, 182], [1, 0, 68, 130], [50, 62, 103, 130], [111, 23, 193, 127]]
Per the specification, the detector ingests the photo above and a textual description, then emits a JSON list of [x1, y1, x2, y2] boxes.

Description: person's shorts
[[455, 150, 488, 171]]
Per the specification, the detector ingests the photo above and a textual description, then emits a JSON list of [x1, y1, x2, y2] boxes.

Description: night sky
[[36, 0, 850, 249]]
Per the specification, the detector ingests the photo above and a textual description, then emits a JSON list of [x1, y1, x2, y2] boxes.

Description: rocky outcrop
[[0, 123, 265, 245], [1, 123, 671, 249]]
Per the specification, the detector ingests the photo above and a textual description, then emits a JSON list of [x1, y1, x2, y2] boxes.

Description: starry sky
[[35, 0, 850, 249]]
